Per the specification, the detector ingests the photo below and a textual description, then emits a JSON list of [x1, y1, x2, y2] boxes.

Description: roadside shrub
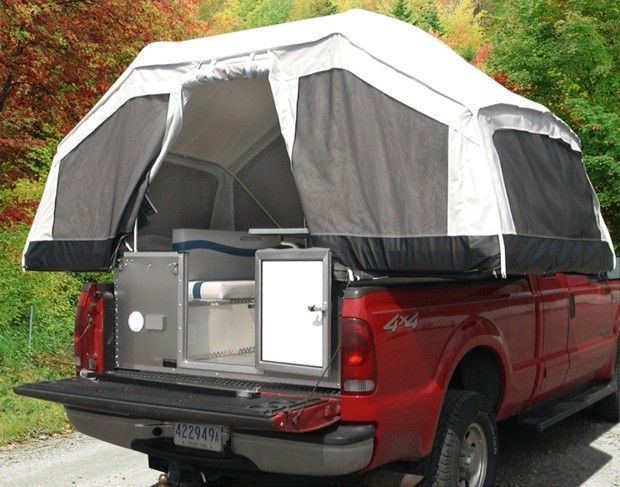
[[0, 178, 105, 443]]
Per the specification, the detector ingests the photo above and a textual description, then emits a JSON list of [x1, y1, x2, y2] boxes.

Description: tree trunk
[[0, 72, 14, 114]]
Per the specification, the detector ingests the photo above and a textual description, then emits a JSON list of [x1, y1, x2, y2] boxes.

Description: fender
[[434, 317, 511, 413], [400, 317, 512, 458]]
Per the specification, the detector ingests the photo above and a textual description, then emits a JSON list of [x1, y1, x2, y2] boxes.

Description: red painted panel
[[532, 274, 569, 398], [337, 274, 618, 470], [339, 278, 537, 466], [564, 274, 614, 384]]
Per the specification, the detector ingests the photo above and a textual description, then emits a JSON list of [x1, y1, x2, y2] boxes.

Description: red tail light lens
[[74, 283, 104, 377], [341, 318, 376, 394]]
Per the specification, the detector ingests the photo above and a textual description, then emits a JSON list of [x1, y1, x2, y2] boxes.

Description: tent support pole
[[133, 219, 138, 252]]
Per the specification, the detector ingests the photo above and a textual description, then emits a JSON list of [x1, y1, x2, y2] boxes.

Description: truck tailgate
[[14, 376, 341, 433]]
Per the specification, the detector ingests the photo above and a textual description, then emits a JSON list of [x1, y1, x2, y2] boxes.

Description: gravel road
[[1, 412, 618, 486]]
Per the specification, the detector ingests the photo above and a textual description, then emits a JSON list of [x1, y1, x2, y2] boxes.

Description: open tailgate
[[14, 374, 341, 433]]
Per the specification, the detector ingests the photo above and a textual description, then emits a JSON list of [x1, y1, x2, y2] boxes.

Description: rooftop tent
[[23, 9, 614, 275]]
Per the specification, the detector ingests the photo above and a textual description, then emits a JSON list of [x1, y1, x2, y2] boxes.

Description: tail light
[[341, 318, 376, 394], [74, 283, 105, 377]]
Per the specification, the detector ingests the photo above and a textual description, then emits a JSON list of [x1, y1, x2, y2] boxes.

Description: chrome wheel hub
[[458, 422, 488, 487]]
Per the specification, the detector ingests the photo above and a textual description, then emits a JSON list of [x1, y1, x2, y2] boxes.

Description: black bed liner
[[106, 369, 339, 396], [14, 376, 328, 430]]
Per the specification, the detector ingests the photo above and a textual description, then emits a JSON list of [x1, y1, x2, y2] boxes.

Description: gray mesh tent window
[[23, 10, 614, 276]]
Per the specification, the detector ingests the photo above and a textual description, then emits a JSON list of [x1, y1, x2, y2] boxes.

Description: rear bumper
[[67, 408, 374, 476], [15, 377, 371, 475]]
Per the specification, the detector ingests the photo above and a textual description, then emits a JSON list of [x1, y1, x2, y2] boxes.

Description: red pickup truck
[[16, 264, 620, 486], [14, 10, 619, 487]]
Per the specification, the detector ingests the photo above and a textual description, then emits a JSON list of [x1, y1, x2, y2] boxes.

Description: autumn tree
[[0, 0, 208, 186], [204, 0, 294, 33], [437, 0, 486, 62], [388, 0, 490, 64], [289, 0, 338, 20]]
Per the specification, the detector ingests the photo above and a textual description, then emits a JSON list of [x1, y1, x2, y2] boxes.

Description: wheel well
[[448, 347, 503, 410]]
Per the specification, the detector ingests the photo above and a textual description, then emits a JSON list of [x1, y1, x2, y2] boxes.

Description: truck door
[[563, 274, 614, 385], [534, 274, 570, 398]]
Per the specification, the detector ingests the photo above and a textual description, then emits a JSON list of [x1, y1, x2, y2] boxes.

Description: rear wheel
[[591, 340, 620, 423], [414, 390, 498, 487]]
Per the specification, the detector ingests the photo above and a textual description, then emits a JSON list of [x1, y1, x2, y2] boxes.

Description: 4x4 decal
[[383, 313, 419, 332]]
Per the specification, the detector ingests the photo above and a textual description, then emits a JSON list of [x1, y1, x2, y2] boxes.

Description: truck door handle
[[569, 293, 576, 318]]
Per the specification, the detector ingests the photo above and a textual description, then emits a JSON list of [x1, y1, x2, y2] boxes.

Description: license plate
[[173, 423, 223, 452]]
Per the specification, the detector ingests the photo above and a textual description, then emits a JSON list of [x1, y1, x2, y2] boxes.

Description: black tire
[[590, 341, 620, 423], [413, 390, 498, 487]]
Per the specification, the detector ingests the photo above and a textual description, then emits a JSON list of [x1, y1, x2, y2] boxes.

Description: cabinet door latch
[[308, 304, 326, 313]]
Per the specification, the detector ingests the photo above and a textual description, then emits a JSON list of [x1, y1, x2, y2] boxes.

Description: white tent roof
[[61, 8, 579, 160], [134, 10, 545, 114]]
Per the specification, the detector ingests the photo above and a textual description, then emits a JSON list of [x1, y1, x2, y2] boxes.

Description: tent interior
[[136, 75, 307, 369], [139, 75, 305, 250]]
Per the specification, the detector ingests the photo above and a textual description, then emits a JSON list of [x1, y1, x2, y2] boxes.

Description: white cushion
[[189, 280, 255, 301]]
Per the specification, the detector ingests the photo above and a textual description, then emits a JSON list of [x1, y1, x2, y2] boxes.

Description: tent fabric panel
[[140, 162, 219, 250], [447, 128, 502, 236], [293, 68, 449, 240], [493, 130, 600, 240], [53, 94, 169, 240], [268, 34, 470, 144], [504, 236, 614, 274], [24, 239, 117, 271], [312, 235, 501, 274], [233, 135, 304, 231], [479, 105, 580, 153], [24, 159, 61, 244], [170, 77, 279, 167]]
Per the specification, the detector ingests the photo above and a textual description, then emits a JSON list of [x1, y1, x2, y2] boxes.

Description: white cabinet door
[[260, 259, 326, 368]]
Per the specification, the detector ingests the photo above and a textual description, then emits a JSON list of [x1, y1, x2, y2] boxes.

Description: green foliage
[[488, 0, 619, 248], [0, 225, 78, 364], [564, 98, 620, 160], [489, 1, 617, 110], [244, 0, 294, 28], [288, 0, 338, 20], [199, 0, 228, 20], [458, 44, 477, 63], [0, 360, 73, 444], [208, 0, 295, 31], [0, 179, 110, 444], [390, 0, 444, 34], [314, 0, 338, 15], [411, 1, 444, 34], [0, 220, 77, 444], [583, 155, 620, 242], [22, 137, 58, 178], [390, 0, 412, 22], [437, 0, 487, 64]]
